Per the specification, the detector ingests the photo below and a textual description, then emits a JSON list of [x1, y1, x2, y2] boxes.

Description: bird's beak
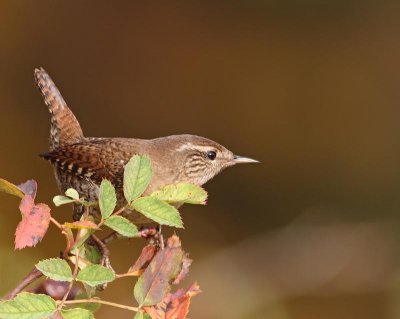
[[232, 155, 259, 164]]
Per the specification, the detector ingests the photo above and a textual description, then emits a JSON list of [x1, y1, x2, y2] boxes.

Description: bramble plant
[[0, 155, 205, 319]]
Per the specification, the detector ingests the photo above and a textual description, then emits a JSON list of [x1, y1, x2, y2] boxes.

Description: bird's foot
[[89, 234, 114, 290]]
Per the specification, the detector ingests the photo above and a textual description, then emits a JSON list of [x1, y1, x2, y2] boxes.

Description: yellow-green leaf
[[123, 155, 152, 202], [104, 215, 139, 237], [53, 195, 75, 207], [76, 264, 115, 287], [151, 183, 208, 205], [0, 292, 57, 319], [65, 188, 80, 200], [0, 178, 24, 199], [132, 197, 183, 228], [36, 258, 73, 282], [99, 179, 116, 218], [61, 308, 94, 319]]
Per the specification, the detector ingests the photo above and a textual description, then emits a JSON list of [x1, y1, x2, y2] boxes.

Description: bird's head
[[159, 135, 258, 186]]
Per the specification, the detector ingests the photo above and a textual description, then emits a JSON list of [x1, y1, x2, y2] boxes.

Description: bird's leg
[[101, 231, 121, 245], [90, 234, 113, 271]]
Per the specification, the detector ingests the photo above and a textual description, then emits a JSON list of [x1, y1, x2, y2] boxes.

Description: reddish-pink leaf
[[144, 282, 201, 319], [15, 195, 51, 249], [128, 245, 158, 276], [18, 179, 37, 199], [173, 253, 192, 285], [134, 235, 185, 306]]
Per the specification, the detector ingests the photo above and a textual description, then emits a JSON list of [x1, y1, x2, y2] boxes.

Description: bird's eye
[[207, 151, 217, 160]]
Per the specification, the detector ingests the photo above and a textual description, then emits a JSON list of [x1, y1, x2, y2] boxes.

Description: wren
[[34, 68, 258, 223]]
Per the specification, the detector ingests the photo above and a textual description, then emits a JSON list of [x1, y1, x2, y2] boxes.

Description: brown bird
[[34, 67, 258, 223]]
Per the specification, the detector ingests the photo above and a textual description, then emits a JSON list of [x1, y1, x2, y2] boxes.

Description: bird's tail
[[34, 67, 84, 150]]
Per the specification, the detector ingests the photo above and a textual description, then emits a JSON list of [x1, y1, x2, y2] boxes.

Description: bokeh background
[[1, 1, 400, 318]]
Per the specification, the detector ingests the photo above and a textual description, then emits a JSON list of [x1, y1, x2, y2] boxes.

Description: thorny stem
[[58, 298, 139, 312]]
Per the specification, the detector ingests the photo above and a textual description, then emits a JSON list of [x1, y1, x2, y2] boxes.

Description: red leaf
[[128, 245, 158, 276], [134, 235, 184, 306], [15, 195, 51, 249], [144, 282, 201, 319], [17, 179, 37, 199], [172, 253, 192, 285]]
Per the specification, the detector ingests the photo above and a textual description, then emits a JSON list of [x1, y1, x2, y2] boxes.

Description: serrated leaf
[[127, 245, 158, 276], [151, 183, 208, 205], [173, 253, 193, 285], [0, 292, 57, 319], [0, 178, 24, 199], [61, 308, 94, 319], [65, 188, 80, 200], [134, 235, 184, 306], [76, 264, 115, 287], [143, 282, 201, 319], [104, 215, 139, 237], [132, 197, 183, 228], [53, 195, 75, 207], [15, 195, 51, 249], [99, 179, 116, 218], [36, 258, 73, 282], [123, 155, 152, 202]]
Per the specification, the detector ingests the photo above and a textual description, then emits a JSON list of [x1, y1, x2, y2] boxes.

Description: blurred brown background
[[1, 1, 400, 318]]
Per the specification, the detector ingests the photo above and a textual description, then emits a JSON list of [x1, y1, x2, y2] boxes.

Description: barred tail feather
[[34, 67, 84, 150]]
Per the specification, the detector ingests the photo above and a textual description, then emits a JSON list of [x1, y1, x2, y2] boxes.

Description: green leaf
[[76, 264, 115, 287], [123, 155, 152, 202], [104, 215, 139, 237], [132, 197, 183, 228], [65, 188, 80, 200], [134, 311, 151, 319], [0, 178, 24, 199], [61, 308, 94, 319], [73, 295, 101, 313], [99, 179, 117, 218], [151, 183, 208, 205], [84, 245, 102, 265], [53, 195, 75, 207], [36, 258, 73, 282], [0, 292, 56, 319]]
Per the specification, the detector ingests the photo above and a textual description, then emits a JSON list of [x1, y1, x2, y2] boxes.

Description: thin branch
[[57, 248, 80, 310], [50, 217, 62, 229], [4, 267, 43, 300], [59, 298, 139, 312]]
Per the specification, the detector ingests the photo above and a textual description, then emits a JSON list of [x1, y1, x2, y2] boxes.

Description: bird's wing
[[39, 139, 135, 188]]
